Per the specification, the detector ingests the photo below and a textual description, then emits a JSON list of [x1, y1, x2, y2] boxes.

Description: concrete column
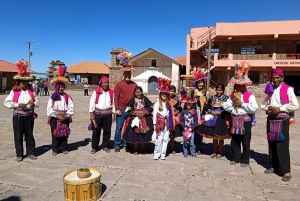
[[186, 34, 191, 75]]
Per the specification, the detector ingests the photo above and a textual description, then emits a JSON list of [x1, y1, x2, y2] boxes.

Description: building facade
[[109, 48, 182, 94], [67, 61, 110, 85], [129, 48, 181, 95], [186, 20, 300, 95], [0, 60, 35, 93]]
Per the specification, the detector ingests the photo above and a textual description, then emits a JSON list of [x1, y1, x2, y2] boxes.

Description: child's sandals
[[211, 153, 217, 158]]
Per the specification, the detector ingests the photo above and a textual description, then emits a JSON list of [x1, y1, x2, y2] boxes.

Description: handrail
[[276, 54, 300, 60], [193, 27, 216, 50]]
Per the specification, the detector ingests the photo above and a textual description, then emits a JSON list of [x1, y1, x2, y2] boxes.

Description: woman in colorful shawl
[[122, 86, 154, 155], [196, 83, 231, 159]]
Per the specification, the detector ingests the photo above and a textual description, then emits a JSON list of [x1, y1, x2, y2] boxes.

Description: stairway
[[192, 27, 216, 51]]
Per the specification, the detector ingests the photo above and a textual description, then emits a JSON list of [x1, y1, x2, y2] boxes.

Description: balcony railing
[[217, 54, 229, 60], [276, 54, 300, 60], [233, 54, 272, 60]]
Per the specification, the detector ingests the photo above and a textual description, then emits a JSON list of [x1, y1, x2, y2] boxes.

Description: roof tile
[[67, 61, 110, 74]]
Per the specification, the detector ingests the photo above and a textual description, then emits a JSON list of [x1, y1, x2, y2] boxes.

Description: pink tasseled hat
[[271, 68, 283, 76], [98, 75, 109, 86]]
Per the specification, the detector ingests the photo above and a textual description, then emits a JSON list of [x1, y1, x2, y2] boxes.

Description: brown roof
[[130, 48, 180, 65], [0, 60, 36, 73], [67, 61, 110, 74], [173, 56, 186, 65]]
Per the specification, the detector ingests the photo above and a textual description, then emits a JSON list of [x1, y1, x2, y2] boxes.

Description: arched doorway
[[148, 76, 158, 95]]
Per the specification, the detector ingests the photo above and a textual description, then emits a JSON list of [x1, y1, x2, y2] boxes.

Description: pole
[[28, 43, 31, 70], [207, 26, 211, 92], [25, 40, 35, 70]]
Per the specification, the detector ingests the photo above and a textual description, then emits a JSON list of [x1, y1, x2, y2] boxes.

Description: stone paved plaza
[[0, 91, 300, 201]]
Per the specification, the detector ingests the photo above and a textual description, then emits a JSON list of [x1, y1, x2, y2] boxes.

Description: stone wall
[[109, 47, 127, 89]]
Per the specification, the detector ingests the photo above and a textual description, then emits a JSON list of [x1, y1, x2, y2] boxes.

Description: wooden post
[[207, 26, 211, 93]]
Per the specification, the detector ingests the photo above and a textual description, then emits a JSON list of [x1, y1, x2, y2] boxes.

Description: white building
[[130, 48, 180, 95]]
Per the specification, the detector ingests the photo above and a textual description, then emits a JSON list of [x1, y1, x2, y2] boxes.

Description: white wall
[[171, 63, 179, 89], [130, 50, 180, 93]]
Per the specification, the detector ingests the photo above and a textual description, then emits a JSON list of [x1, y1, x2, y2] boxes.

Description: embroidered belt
[[54, 109, 67, 116], [268, 112, 290, 118], [231, 113, 251, 122], [95, 108, 112, 115], [156, 113, 169, 135], [13, 108, 34, 116]]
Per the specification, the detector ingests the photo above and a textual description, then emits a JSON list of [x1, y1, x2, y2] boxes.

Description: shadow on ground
[[0, 196, 22, 201], [250, 149, 269, 169], [35, 138, 91, 156]]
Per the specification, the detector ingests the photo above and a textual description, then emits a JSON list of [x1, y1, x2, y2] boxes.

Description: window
[[241, 46, 256, 54], [248, 71, 259, 84], [205, 47, 219, 56], [151, 59, 156, 67]]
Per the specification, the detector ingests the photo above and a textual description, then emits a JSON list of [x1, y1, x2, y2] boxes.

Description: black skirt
[[171, 125, 183, 138], [122, 116, 154, 143], [196, 115, 231, 140]]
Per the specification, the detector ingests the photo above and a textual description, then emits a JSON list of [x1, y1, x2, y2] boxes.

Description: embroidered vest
[[95, 87, 114, 104], [13, 90, 35, 103]]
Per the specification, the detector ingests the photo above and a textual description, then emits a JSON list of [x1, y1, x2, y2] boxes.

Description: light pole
[[207, 26, 212, 92], [25, 40, 35, 70]]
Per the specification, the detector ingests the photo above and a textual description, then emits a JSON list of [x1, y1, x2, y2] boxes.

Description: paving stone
[[212, 179, 235, 195], [0, 93, 299, 200], [213, 195, 238, 201], [165, 184, 189, 200], [135, 181, 171, 200]]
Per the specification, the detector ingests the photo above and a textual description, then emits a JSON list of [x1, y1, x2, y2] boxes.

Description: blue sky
[[1, 0, 299, 73]]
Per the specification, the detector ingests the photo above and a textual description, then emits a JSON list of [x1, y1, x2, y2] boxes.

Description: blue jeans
[[114, 109, 129, 147], [183, 132, 195, 154]]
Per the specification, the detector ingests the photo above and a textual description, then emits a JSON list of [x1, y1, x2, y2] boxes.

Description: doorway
[[284, 75, 300, 96], [148, 76, 158, 95]]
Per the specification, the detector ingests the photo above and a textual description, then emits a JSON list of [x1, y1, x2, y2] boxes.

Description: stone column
[[109, 47, 127, 89]]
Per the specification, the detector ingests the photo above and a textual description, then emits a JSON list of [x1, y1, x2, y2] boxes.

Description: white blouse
[[153, 100, 169, 124], [261, 84, 299, 112], [89, 90, 115, 113], [222, 93, 258, 115], [47, 95, 74, 117], [4, 90, 39, 109]]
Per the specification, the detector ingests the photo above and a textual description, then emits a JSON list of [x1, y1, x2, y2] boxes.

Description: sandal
[[90, 149, 96, 154], [133, 152, 139, 155], [211, 153, 217, 158], [240, 163, 248, 168], [216, 154, 222, 159], [103, 148, 111, 153], [16, 157, 23, 162], [264, 168, 281, 174], [282, 174, 292, 182], [229, 161, 237, 165]]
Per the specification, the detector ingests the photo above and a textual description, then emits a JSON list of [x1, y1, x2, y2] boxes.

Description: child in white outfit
[[153, 78, 175, 160]]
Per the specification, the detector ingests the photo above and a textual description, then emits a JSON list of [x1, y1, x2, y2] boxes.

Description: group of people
[[4, 54, 299, 182], [31, 79, 50, 96]]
